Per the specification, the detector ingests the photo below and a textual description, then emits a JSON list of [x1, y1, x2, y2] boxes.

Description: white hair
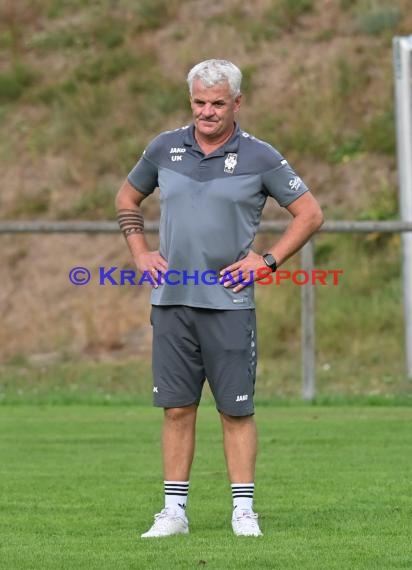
[[187, 59, 242, 98]]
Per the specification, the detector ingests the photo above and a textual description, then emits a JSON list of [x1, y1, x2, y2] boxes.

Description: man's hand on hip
[[220, 251, 272, 293], [136, 251, 168, 287]]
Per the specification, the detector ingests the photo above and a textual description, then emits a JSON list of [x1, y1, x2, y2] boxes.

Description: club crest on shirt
[[224, 153, 238, 174], [289, 176, 302, 191]]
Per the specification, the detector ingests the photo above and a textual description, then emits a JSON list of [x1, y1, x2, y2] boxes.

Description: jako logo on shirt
[[236, 394, 248, 402], [170, 147, 185, 162], [224, 153, 238, 174]]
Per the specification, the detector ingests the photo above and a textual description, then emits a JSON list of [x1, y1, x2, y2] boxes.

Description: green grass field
[[1, 405, 411, 569]]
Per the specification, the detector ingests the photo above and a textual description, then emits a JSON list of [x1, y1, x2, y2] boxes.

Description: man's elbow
[[312, 206, 324, 231], [114, 188, 125, 211], [115, 179, 135, 211]]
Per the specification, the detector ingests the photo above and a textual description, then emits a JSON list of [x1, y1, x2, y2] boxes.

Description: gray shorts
[[150, 305, 257, 416]]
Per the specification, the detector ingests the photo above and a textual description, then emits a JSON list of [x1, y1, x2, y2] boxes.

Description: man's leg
[[141, 405, 197, 538], [220, 412, 257, 483], [196, 308, 262, 535], [220, 412, 262, 537], [143, 307, 204, 538], [163, 405, 198, 481]]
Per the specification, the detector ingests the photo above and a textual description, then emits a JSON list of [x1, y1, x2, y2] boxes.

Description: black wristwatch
[[262, 253, 277, 273]]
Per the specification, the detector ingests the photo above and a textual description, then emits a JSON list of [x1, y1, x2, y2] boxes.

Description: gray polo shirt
[[127, 123, 309, 309]]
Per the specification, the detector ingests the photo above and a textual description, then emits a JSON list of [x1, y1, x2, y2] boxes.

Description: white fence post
[[393, 36, 412, 379], [301, 239, 315, 401]]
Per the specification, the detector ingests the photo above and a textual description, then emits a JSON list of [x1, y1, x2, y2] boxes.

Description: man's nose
[[202, 103, 215, 117]]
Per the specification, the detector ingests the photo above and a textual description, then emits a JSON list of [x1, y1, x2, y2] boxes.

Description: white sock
[[164, 480, 189, 512], [231, 483, 254, 511]]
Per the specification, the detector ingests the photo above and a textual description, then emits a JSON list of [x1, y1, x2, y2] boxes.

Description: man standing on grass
[[115, 59, 323, 537]]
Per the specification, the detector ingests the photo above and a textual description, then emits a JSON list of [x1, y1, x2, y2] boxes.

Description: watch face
[[263, 254, 277, 271]]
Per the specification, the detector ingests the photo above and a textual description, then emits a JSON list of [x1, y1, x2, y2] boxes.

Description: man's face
[[190, 79, 241, 141]]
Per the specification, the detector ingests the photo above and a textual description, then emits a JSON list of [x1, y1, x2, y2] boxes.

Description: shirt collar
[[183, 122, 241, 156]]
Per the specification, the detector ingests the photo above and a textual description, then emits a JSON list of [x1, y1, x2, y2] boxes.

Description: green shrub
[[117, 137, 145, 173], [340, 0, 357, 10], [356, 3, 402, 35], [5, 354, 29, 366], [314, 240, 336, 264], [241, 65, 256, 97], [0, 64, 36, 102], [266, 0, 314, 31], [35, 80, 78, 104], [361, 109, 396, 155], [28, 29, 89, 52], [45, 0, 90, 19], [69, 184, 116, 219], [92, 18, 124, 49], [314, 29, 335, 42], [0, 30, 13, 49], [142, 83, 188, 117], [45, 84, 113, 152], [135, 0, 180, 31], [125, 50, 158, 89], [10, 188, 51, 217], [335, 57, 360, 98], [357, 184, 398, 221], [329, 135, 363, 164], [258, 110, 333, 160], [75, 51, 136, 84]]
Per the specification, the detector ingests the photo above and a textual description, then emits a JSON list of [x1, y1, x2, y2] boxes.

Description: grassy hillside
[[1, 0, 409, 219], [0, 0, 411, 395]]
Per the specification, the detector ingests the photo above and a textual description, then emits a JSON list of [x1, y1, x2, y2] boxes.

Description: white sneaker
[[141, 507, 189, 538], [232, 508, 263, 537]]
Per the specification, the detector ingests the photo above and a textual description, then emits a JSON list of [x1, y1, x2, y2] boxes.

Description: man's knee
[[220, 411, 255, 429], [164, 405, 197, 423]]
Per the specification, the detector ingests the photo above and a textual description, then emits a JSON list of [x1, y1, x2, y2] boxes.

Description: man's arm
[[221, 192, 324, 292], [264, 191, 324, 266], [115, 179, 168, 286]]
